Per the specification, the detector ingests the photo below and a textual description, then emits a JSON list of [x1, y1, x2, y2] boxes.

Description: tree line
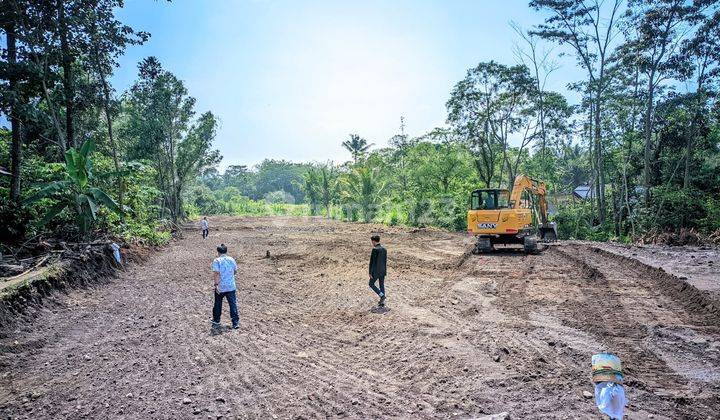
[[2, 0, 720, 245], [1, 0, 219, 243], [290, 1, 720, 241]]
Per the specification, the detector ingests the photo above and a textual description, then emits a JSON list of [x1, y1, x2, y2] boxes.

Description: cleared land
[[1, 216, 719, 419]]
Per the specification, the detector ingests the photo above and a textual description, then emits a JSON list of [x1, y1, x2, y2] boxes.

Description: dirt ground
[[1, 216, 719, 419], [587, 241, 720, 301]]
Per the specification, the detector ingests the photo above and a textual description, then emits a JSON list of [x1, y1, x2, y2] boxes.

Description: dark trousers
[[213, 290, 239, 326], [369, 276, 385, 297], [202, 229, 209, 239]]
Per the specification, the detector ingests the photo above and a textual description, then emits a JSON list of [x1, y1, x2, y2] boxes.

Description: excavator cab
[[470, 189, 510, 211]]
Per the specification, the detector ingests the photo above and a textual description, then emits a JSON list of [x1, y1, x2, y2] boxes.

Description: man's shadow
[[370, 306, 390, 314], [210, 324, 231, 336]]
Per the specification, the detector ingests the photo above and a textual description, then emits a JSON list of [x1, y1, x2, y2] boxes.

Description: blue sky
[[114, 0, 582, 170]]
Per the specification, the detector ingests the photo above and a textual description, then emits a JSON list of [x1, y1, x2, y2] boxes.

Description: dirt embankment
[[588, 241, 720, 301], [1, 216, 719, 419]]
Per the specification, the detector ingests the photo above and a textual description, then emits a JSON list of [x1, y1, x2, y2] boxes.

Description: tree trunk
[[685, 89, 704, 190], [57, 0, 75, 149], [594, 92, 605, 224], [99, 73, 124, 216], [683, 131, 693, 189], [6, 22, 22, 204], [643, 73, 655, 203]]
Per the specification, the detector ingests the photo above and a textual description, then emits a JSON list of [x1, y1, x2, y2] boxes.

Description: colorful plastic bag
[[592, 352, 623, 384]]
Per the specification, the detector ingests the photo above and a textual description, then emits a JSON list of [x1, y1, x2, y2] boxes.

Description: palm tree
[[342, 134, 373, 163], [300, 168, 321, 215], [317, 164, 339, 218], [341, 166, 386, 222], [300, 163, 339, 218]]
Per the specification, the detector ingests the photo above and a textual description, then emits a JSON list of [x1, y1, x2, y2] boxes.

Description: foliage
[[2, 0, 720, 248], [120, 57, 220, 223], [24, 140, 121, 237], [340, 166, 386, 223]]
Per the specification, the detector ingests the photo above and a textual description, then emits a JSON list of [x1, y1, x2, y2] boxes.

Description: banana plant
[[24, 139, 121, 236]]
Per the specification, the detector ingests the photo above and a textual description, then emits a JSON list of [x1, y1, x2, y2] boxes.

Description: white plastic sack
[[594, 381, 626, 419]]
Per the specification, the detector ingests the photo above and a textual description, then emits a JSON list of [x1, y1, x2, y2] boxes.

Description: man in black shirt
[[368, 235, 387, 307]]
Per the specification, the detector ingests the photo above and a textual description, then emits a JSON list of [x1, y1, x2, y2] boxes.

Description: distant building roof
[[573, 185, 595, 200]]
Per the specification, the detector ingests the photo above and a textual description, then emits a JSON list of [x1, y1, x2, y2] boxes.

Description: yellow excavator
[[467, 174, 557, 253]]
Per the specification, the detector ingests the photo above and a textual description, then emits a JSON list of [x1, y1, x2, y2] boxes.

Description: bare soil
[[1, 216, 719, 419], [587, 241, 720, 301]]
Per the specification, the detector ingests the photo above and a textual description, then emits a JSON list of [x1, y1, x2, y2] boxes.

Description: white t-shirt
[[212, 255, 237, 293], [201, 219, 209, 230]]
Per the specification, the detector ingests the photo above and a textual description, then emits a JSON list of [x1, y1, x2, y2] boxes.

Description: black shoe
[[379, 296, 386, 307], [232, 324, 240, 329]]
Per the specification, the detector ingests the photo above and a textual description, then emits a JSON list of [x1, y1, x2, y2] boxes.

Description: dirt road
[[1, 216, 719, 419]]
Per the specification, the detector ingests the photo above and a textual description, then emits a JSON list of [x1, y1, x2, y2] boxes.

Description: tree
[[342, 134, 373, 163], [530, 0, 625, 224], [222, 164, 254, 196], [2, 5, 22, 204], [622, 0, 704, 200], [341, 166, 386, 222], [175, 111, 222, 217], [511, 22, 561, 179], [253, 159, 310, 202], [406, 142, 474, 195], [316, 163, 339, 218], [301, 163, 339, 217], [122, 57, 218, 223], [447, 61, 537, 189], [300, 168, 321, 215], [83, 0, 149, 216], [678, 8, 720, 189]]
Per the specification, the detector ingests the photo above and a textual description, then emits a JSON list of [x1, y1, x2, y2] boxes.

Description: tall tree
[[447, 61, 537, 189], [623, 0, 704, 200], [530, 0, 624, 224], [122, 57, 218, 223], [175, 111, 222, 217], [83, 0, 149, 215], [2, 5, 22, 203], [342, 134, 372, 163], [300, 167, 321, 215], [316, 163, 338, 218], [511, 22, 560, 179], [341, 166, 386, 222], [678, 8, 720, 189], [56, 0, 76, 148]]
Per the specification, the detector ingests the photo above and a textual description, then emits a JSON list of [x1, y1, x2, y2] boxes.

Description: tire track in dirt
[[553, 244, 720, 417], [1, 217, 719, 419]]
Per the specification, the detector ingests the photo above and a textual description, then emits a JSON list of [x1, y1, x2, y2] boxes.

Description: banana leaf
[[38, 202, 69, 227], [89, 187, 122, 214], [23, 180, 73, 204]]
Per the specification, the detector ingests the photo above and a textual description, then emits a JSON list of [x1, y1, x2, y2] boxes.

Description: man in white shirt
[[201, 217, 210, 240], [211, 243, 239, 329]]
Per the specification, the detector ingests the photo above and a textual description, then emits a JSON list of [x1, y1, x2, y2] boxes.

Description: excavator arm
[[509, 175, 556, 241]]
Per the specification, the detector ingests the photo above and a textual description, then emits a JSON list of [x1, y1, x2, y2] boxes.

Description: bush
[[643, 185, 706, 232], [264, 190, 294, 204], [554, 201, 597, 240], [0, 201, 30, 242]]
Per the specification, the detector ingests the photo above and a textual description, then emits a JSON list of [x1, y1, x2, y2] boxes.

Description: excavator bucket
[[539, 222, 558, 242]]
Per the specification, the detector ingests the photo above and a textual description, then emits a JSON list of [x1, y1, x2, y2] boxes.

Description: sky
[[113, 0, 582, 171]]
